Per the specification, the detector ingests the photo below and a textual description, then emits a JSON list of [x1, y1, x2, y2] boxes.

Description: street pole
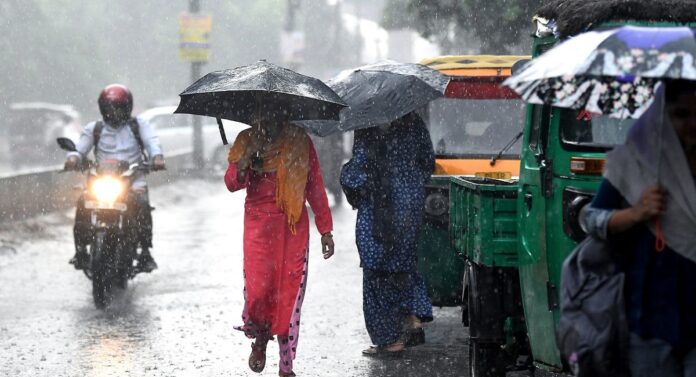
[[285, 0, 299, 31], [190, 0, 204, 170]]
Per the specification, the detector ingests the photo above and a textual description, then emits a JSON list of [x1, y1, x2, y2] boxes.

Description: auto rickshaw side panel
[[417, 176, 464, 307], [449, 176, 518, 267]]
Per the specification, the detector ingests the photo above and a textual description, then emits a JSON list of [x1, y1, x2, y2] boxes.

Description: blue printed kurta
[[341, 118, 435, 346]]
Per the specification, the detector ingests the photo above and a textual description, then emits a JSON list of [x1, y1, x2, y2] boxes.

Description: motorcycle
[[57, 137, 156, 308]]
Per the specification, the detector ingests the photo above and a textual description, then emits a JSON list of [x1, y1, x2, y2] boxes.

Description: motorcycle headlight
[[91, 177, 124, 203]]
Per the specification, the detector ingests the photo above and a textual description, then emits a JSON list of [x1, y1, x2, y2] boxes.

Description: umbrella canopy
[[296, 61, 449, 136], [355, 60, 450, 93], [175, 61, 347, 141], [536, 0, 696, 39], [504, 26, 696, 118]]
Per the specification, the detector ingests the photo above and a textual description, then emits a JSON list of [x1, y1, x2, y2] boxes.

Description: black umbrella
[[295, 61, 449, 136], [175, 60, 347, 144]]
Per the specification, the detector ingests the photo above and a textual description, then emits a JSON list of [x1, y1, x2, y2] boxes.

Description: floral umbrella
[[504, 25, 696, 118]]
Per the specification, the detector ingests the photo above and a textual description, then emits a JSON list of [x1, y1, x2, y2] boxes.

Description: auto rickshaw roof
[[419, 55, 531, 77]]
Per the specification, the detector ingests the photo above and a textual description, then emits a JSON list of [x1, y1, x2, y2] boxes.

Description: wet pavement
[[0, 179, 469, 377]]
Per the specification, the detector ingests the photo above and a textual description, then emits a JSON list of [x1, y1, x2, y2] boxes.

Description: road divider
[[0, 152, 195, 222]]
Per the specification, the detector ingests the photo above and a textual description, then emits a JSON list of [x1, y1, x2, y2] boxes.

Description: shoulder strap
[[93, 121, 104, 147], [93, 119, 147, 159], [128, 118, 146, 156]]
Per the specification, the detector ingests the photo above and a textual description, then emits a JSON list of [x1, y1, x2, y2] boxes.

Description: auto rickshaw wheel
[[466, 262, 514, 377], [469, 340, 506, 377]]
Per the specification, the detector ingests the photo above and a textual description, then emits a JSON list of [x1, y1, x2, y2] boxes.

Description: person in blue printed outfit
[[340, 112, 435, 356]]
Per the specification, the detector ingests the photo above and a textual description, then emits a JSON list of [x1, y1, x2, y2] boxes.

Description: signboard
[[179, 13, 212, 62]]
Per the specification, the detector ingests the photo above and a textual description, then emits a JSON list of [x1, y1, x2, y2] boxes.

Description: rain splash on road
[[0, 179, 466, 377]]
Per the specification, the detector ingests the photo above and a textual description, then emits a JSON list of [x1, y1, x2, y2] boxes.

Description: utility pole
[[285, 0, 300, 31], [190, 0, 204, 170], [282, 0, 302, 71]]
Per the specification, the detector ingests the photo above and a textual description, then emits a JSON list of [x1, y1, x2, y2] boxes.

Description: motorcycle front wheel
[[90, 232, 112, 309]]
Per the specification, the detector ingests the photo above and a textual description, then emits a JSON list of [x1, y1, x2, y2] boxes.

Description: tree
[[382, 0, 541, 54]]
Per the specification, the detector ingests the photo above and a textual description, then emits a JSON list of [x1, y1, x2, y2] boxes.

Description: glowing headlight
[[91, 177, 124, 203]]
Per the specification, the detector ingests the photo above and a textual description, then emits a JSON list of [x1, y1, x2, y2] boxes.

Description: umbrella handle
[[654, 86, 666, 253], [655, 218, 666, 252], [217, 117, 228, 145]]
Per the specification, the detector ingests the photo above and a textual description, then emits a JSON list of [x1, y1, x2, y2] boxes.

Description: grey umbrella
[[357, 60, 450, 93], [175, 60, 347, 144], [296, 61, 450, 136]]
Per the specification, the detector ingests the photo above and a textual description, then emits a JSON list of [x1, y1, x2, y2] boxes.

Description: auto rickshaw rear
[[415, 55, 529, 306]]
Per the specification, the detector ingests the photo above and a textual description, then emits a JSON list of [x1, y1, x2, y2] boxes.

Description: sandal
[[249, 342, 267, 373], [362, 342, 405, 358]]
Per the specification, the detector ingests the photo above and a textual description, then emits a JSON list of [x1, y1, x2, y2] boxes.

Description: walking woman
[[225, 110, 335, 377], [340, 112, 435, 355]]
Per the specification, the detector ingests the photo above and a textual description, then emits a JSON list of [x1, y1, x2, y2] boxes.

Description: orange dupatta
[[228, 124, 310, 233]]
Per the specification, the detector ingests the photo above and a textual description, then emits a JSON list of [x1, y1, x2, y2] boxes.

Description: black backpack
[[556, 236, 630, 377], [93, 118, 147, 159]]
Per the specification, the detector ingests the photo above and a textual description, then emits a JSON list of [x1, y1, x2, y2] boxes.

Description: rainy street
[[7, 1, 694, 376], [0, 179, 469, 377]]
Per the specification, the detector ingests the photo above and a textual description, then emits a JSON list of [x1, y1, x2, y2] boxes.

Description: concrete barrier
[[0, 153, 194, 222]]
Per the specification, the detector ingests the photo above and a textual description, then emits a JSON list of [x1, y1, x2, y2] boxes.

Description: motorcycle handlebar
[[62, 161, 162, 175], [125, 161, 165, 174], [63, 160, 92, 173]]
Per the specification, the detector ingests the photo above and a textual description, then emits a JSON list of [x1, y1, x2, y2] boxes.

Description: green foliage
[[382, 0, 541, 54]]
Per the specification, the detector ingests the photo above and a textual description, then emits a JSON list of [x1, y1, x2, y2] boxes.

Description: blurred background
[[0, 0, 538, 178]]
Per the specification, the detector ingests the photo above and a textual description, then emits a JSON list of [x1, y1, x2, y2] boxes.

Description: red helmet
[[98, 84, 133, 124]]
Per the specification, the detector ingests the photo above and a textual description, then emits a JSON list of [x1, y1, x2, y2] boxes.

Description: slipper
[[405, 328, 425, 347], [249, 342, 267, 373], [362, 344, 405, 358]]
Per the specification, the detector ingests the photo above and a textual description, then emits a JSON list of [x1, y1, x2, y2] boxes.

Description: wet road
[[0, 179, 469, 377]]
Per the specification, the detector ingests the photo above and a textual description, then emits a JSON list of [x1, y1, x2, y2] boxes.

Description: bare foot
[[385, 341, 406, 352], [407, 314, 423, 329], [362, 340, 405, 355]]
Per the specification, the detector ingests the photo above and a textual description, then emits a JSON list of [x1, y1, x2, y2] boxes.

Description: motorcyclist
[[64, 84, 165, 273]]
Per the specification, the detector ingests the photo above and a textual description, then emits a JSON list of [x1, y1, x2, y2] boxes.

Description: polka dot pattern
[[341, 121, 434, 272], [340, 120, 435, 346], [363, 269, 433, 346]]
